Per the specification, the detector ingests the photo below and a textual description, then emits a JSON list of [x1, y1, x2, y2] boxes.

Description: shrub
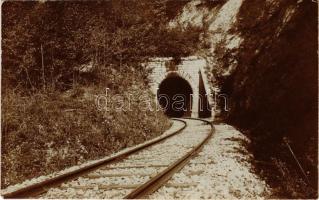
[[1, 82, 170, 188]]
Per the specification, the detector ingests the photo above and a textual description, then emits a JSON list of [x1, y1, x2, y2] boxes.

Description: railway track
[[2, 118, 213, 199]]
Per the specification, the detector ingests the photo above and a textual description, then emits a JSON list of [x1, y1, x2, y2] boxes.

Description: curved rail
[[2, 119, 187, 198], [124, 118, 214, 199]]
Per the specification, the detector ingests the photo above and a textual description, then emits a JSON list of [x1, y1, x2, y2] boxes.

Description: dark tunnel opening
[[157, 76, 193, 118]]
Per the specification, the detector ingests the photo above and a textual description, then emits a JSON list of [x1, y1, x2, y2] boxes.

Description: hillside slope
[[172, 0, 318, 198]]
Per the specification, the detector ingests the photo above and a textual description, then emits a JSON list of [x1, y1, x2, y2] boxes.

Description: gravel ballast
[[41, 119, 210, 198], [149, 123, 273, 199], [1, 120, 184, 197]]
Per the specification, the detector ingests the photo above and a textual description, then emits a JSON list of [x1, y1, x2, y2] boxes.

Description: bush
[[1, 82, 170, 188]]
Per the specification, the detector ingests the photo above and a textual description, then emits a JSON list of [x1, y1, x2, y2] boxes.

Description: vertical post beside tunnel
[[198, 70, 212, 118], [191, 87, 199, 118]]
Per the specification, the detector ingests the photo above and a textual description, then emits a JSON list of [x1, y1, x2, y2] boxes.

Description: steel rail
[[124, 118, 214, 199], [2, 119, 187, 198]]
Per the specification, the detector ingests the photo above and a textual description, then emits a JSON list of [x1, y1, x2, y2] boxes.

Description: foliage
[[212, 0, 317, 198], [1, 0, 203, 188], [1, 81, 170, 187], [2, 0, 200, 91]]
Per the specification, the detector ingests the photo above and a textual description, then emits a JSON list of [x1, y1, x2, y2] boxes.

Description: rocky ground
[[149, 123, 272, 199]]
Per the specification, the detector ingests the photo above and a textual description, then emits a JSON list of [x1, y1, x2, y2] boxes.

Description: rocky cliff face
[[172, 0, 318, 198]]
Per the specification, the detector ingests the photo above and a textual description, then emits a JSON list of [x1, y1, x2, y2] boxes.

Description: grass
[[1, 81, 170, 188], [251, 142, 318, 199]]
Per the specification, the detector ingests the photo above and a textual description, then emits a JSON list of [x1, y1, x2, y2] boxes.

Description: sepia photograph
[[1, 0, 318, 199]]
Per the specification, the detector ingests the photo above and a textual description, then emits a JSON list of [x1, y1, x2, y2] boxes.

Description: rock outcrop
[[172, 0, 318, 198]]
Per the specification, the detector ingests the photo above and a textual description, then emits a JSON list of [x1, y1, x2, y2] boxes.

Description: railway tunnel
[[157, 75, 193, 117], [150, 57, 212, 118]]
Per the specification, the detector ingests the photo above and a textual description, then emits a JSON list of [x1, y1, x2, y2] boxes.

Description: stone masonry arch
[[148, 56, 213, 118]]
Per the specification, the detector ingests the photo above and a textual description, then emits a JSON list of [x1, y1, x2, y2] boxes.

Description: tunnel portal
[[157, 76, 193, 117]]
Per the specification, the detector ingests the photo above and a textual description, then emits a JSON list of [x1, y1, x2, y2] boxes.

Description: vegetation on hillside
[[1, 0, 201, 187], [212, 0, 317, 198], [2, 1, 201, 91]]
